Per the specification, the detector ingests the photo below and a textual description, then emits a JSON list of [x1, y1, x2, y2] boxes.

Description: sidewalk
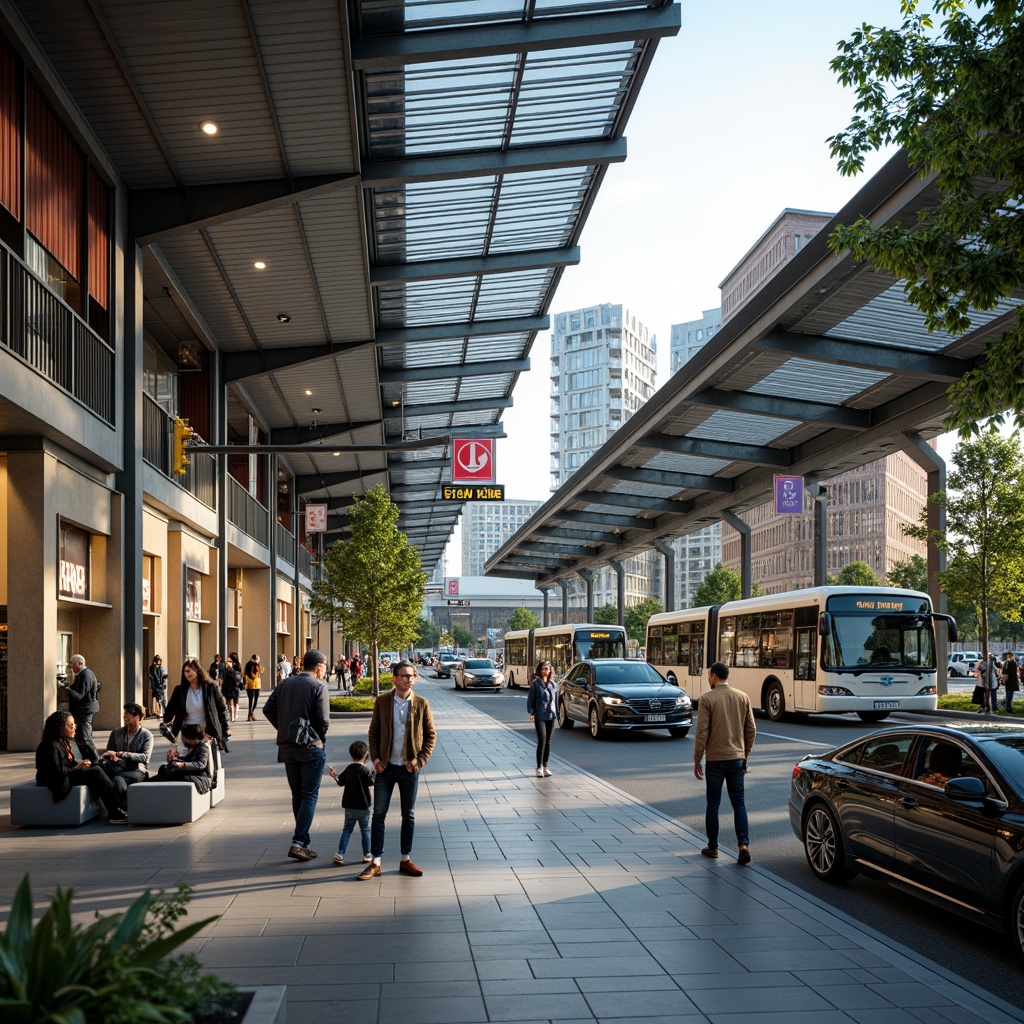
[[2, 679, 1022, 1024]]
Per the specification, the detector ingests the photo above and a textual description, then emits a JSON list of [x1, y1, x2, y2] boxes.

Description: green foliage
[[353, 676, 393, 695], [330, 696, 375, 712], [905, 433, 1024, 654], [452, 624, 473, 650], [593, 603, 619, 625], [692, 564, 764, 606], [624, 596, 664, 644], [827, 1, 1024, 431], [414, 615, 441, 650], [938, 690, 1022, 715], [309, 485, 426, 695], [0, 876, 232, 1024], [507, 606, 540, 632], [886, 553, 929, 592], [834, 561, 881, 587]]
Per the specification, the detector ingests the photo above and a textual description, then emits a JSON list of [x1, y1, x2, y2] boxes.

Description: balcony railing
[[142, 393, 216, 509], [0, 244, 115, 424], [228, 476, 269, 546]]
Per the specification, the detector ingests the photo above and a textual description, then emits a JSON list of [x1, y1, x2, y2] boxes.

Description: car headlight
[[464, 673, 476, 681], [600, 695, 624, 705], [675, 696, 690, 708], [495, 674, 504, 684]]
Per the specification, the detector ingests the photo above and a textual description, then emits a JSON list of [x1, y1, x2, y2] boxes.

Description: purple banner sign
[[774, 474, 804, 515]]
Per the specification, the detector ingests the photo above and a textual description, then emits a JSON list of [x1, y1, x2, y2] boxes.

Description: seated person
[[918, 742, 962, 788], [148, 723, 214, 793], [35, 710, 128, 822], [870, 647, 892, 664], [98, 702, 154, 802]]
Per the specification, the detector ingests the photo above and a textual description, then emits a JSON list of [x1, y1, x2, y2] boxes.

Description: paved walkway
[[2, 679, 1022, 1024]]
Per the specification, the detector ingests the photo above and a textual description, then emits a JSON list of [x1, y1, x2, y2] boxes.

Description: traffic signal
[[172, 417, 194, 475]]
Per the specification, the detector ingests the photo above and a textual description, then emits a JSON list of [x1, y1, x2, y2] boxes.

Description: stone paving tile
[[377, 994, 487, 1024], [583, 986, 700, 1018], [484, 992, 594, 1021], [286, 998, 380, 1024]]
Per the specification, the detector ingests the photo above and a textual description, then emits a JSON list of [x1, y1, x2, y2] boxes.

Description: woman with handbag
[[163, 658, 231, 753]]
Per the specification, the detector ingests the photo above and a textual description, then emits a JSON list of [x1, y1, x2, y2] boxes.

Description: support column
[[810, 482, 828, 586], [577, 569, 595, 621], [721, 512, 751, 599], [541, 587, 550, 627], [559, 578, 569, 624], [215, 355, 228, 664], [608, 559, 626, 627], [653, 540, 675, 611], [268, 453, 278, 675]]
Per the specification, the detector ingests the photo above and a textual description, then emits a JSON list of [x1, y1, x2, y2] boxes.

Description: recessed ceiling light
[[254, 260, 266, 270], [311, 408, 321, 415], [276, 313, 290, 323], [305, 389, 313, 396], [199, 120, 219, 136], [332, 451, 341, 457]]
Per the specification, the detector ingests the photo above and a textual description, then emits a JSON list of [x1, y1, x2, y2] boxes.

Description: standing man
[[358, 659, 436, 880], [1003, 651, 1019, 714], [263, 648, 331, 862], [693, 661, 756, 864], [67, 654, 101, 763]]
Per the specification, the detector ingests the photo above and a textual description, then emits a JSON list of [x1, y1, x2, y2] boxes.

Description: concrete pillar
[[608, 559, 626, 627], [560, 579, 569, 624], [215, 355, 228, 664], [721, 512, 751, 599], [810, 482, 828, 586], [577, 569, 595, 621], [541, 587, 550, 626], [653, 540, 675, 611]]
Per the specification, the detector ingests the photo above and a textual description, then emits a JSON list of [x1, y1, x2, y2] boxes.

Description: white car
[[948, 651, 981, 677]]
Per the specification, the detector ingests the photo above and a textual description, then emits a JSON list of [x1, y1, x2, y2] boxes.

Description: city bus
[[503, 623, 628, 688], [646, 586, 955, 722]]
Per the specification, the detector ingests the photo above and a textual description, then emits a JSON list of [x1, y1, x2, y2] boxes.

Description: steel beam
[[688, 388, 870, 429], [576, 490, 689, 514], [533, 526, 609, 544], [379, 358, 529, 384], [384, 396, 513, 418], [270, 420, 380, 445], [295, 470, 378, 493], [605, 465, 732, 493], [370, 247, 579, 285], [556, 509, 649, 530], [635, 433, 791, 467]]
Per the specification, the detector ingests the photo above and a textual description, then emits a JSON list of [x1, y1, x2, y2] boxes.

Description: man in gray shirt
[[263, 649, 331, 861]]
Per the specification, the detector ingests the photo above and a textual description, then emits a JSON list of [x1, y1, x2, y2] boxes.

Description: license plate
[[645, 714, 666, 722], [874, 701, 900, 710]]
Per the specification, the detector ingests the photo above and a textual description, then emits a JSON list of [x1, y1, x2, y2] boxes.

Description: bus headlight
[[817, 685, 853, 696], [917, 685, 937, 695]]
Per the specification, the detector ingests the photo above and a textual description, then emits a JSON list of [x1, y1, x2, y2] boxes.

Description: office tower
[[550, 303, 658, 610], [461, 499, 542, 577], [670, 309, 723, 374]]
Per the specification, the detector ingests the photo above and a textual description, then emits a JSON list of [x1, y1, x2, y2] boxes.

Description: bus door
[[795, 627, 817, 709]]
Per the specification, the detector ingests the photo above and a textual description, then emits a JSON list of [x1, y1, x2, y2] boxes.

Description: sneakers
[[700, 846, 719, 859], [737, 847, 751, 865], [358, 862, 381, 880], [332, 853, 345, 865], [541, 767, 552, 777], [536, 767, 544, 777], [288, 845, 317, 861], [398, 859, 423, 877]]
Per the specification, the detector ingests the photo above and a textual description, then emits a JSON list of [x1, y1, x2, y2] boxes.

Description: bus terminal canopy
[[485, 151, 1023, 589], [13, 0, 681, 571]]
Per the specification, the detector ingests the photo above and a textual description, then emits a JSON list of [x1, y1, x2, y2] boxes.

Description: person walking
[[243, 654, 264, 721], [221, 653, 243, 723], [526, 661, 557, 778], [277, 654, 292, 683], [208, 654, 225, 685], [67, 654, 101, 763], [163, 659, 231, 753], [148, 655, 168, 718], [359, 659, 436, 880], [263, 648, 331, 861], [1003, 651, 1020, 714], [693, 661, 756, 865], [329, 740, 375, 866], [977, 653, 999, 714]]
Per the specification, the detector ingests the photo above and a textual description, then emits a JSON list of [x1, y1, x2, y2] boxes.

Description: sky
[[442, 0, 940, 576]]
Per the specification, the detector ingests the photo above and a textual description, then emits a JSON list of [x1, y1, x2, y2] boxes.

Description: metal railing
[[228, 476, 269, 546], [0, 244, 115, 424], [276, 521, 294, 567], [142, 393, 216, 509]]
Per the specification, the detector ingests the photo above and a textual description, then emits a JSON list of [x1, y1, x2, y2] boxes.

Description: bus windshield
[[575, 630, 627, 660], [823, 596, 936, 671]]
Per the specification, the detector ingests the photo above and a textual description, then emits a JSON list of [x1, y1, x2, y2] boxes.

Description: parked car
[[948, 651, 982, 677], [453, 658, 504, 691], [557, 659, 691, 739], [435, 654, 459, 679], [789, 722, 1024, 960]]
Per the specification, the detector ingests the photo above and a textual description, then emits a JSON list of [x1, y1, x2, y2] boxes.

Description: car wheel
[[668, 726, 689, 738], [588, 705, 606, 740], [857, 711, 890, 723], [557, 699, 574, 729], [1010, 881, 1024, 963], [765, 681, 785, 722], [803, 803, 851, 883]]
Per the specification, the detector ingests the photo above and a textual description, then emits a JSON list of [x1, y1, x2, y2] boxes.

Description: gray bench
[[10, 781, 103, 827], [126, 747, 224, 824]]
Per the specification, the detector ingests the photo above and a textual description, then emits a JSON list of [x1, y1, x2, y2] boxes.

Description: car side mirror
[[944, 776, 985, 800]]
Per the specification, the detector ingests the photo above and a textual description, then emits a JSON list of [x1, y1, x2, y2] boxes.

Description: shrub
[[353, 675, 393, 694], [330, 696, 375, 712], [0, 875, 234, 1024]]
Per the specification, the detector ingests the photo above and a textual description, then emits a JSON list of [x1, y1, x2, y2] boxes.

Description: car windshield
[[822, 607, 937, 671], [465, 660, 493, 669], [976, 734, 1024, 798], [592, 663, 666, 685]]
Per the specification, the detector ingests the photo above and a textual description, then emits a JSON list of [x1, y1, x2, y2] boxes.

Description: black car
[[557, 659, 692, 739], [789, 722, 1024, 960]]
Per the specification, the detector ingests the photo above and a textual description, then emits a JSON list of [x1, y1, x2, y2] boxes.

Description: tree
[[827, 1, 1024, 431], [414, 615, 441, 650], [624, 596, 664, 645], [692, 564, 764, 607], [309, 485, 425, 695], [507, 606, 540, 632], [834, 561, 881, 587], [886, 554, 929, 592], [905, 434, 1024, 656], [593, 603, 619, 625], [452, 624, 474, 651]]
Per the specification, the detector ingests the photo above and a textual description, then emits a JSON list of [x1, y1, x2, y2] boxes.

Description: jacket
[[693, 683, 756, 764], [148, 664, 167, 694], [526, 678, 558, 721], [335, 761, 375, 810], [368, 690, 436, 768], [35, 739, 78, 801], [262, 671, 330, 761], [68, 667, 100, 716], [244, 660, 264, 689], [163, 681, 230, 745], [155, 741, 214, 793], [102, 726, 154, 769], [221, 665, 243, 699]]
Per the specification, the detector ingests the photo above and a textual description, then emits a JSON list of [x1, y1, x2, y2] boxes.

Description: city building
[[669, 308, 722, 374], [549, 303, 658, 610], [461, 499, 541, 578], [425, 577, 546, 647]]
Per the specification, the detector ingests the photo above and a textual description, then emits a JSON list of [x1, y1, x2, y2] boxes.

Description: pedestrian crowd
[[972, 651, 1020, 715]]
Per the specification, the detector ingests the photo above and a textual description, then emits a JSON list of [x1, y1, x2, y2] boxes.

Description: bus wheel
[[857, 711, 890, 723], [765, 681, 785, 722], [557, 700, 574, 729]]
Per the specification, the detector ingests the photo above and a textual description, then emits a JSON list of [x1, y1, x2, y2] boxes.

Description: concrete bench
[[127, 780, 209, 824], [10, 781, 103, 827]]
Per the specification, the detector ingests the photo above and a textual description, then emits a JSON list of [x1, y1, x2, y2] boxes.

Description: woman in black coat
[[163, 659, 231, 752], [220, 652, 243, 723], [35, 710, 127, 820]]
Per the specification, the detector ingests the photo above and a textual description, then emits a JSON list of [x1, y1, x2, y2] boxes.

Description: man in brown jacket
[[359, 659, 436, 879], [693, 661, 756, 864]]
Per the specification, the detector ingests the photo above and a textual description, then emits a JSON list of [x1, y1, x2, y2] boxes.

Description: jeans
[[247, 689, 260, 714], [534, 717, 554, 768], [1007, 689, 1018, 715], [283, 748, 326, 847], [74, 715, 99, 763], [705, 758, 749, 850], [371, 762, 420, 858], [339, 808, 371, 857]]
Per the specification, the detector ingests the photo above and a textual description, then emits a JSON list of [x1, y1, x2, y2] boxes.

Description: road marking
[[757, 729, 832, 747]]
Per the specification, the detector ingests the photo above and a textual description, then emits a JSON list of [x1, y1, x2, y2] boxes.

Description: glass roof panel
[[688, 411, 800, 445], [641, 452, 730, 476]]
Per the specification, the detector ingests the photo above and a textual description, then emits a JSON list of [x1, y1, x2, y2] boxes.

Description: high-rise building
[[669, 309, 723, 374], [550, 303, 658, 610], [461, 499, 542, 577]]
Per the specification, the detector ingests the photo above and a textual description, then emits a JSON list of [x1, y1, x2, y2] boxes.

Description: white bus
[[503, 623, 628, 689], [646, 586, 955, 723]]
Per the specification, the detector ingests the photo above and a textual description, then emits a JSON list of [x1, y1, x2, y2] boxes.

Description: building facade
[[461, 499, 541, 577], [549, 303, 658, 610], [669, 308, 723, 374]]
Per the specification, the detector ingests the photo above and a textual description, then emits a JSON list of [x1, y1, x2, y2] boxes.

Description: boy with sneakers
[[329, 740, 375, 865]]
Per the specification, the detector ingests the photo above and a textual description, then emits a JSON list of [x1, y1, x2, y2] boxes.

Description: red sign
[[452, 438, 495, 483], [447, 579, 459, 596]]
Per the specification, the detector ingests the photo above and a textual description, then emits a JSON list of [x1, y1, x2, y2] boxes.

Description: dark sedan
[[557, 659, 692, 739], [789, 722, 1024, 961]]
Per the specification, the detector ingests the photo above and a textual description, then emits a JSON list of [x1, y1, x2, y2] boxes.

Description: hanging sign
[[452, 438, 495, 483], [774, 475, 804, 515], [305, 503, 328, 533]]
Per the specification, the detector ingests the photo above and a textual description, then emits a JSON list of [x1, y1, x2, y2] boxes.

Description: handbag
[[286, 716, 317, 747], [971, 684, 986, 705]]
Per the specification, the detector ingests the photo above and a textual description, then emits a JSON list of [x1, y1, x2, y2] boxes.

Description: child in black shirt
[[329, 739, 375, 865]]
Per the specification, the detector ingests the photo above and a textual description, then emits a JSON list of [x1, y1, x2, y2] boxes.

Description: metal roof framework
[[9, 0, 680, 570], [486, 150, 1022, 588]]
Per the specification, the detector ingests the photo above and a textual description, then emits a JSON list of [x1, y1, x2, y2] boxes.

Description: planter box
[[240, 986, 286, 1024]]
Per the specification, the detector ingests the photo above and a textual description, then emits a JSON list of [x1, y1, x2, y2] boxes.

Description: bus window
[[689, 636, 703, 676], [795, 628, 816, 680], [719, 617, 736, 666]]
